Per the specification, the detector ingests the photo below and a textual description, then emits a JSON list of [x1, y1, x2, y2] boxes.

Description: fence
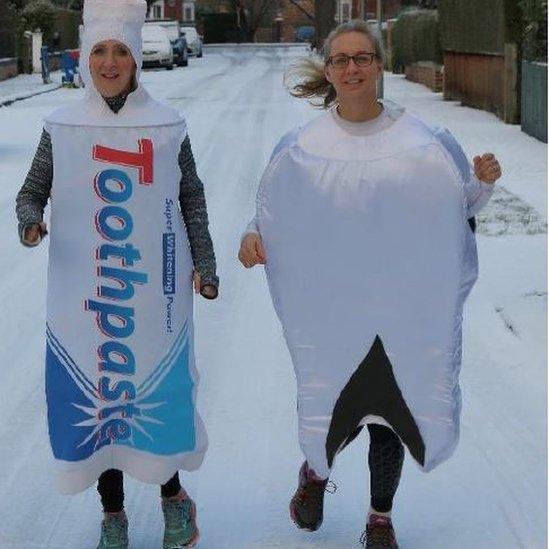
[[405, 61, 443, 92], [439, 0, 522, 123], [521, 60, 548, 142], [0, 58, 18, 81], [443, 51, 505, 114]]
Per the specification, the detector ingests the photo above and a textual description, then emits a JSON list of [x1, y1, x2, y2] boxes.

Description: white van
[[142, 25, 174, 70]]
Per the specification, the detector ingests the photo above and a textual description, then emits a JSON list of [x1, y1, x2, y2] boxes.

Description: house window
[[341, 2, 351, 22], [184, 2, 194, 22], [336, 0, 352, 23], [150, 1, 163, 19]]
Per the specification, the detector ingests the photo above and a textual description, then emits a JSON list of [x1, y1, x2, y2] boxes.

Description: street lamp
[[274, 11, 284, 43]]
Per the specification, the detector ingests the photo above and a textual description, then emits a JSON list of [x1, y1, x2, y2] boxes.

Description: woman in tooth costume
[[15, 1, 217, 547], [239, 19, 501, 548]]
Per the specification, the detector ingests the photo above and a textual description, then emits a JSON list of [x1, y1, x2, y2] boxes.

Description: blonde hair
[[286, 19, 385, 109]]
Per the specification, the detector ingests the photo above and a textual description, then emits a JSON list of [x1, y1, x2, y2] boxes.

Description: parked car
[[145, 19, 188, 67], [296, 25, 315, 43], [181, 26, 203, 58], [142, 25, 174, 70]]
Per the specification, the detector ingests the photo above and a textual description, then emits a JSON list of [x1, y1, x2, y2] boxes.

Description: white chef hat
[[80, 0, 147, 89]]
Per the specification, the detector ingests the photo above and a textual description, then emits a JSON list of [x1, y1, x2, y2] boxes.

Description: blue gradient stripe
[[137, 321, 188, 396], [46, 325, 99, 399]]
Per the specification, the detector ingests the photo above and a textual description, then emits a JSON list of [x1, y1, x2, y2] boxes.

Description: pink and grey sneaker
[[360, 514, 399, 548], [289, 461, 330, 531]]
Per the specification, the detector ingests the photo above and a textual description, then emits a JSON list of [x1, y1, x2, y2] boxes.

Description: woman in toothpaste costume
[[15, 1, 217, 547], [239, 19, 501, 549]]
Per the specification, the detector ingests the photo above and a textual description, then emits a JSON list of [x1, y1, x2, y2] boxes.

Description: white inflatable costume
[[256, 107, 492, 478], [44, 0, 207, 494]]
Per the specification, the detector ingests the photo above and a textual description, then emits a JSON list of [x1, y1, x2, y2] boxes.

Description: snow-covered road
[[0, 45, 546, 548]]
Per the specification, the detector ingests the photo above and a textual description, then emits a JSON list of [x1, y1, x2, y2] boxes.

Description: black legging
[[97, 427, 404, 514], [367, 424, 404, 513], [97, 469, 182, 513]]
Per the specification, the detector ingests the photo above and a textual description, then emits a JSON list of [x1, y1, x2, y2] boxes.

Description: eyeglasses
[[327, 53, 376, 69]]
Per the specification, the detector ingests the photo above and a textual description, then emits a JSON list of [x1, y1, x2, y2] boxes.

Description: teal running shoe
[[162, 492, 199, 548], [96, 511, 128, 549]]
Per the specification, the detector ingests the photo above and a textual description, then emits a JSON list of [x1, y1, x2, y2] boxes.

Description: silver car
[[142, 25, 174, 70], [181, 26, 203, 58]]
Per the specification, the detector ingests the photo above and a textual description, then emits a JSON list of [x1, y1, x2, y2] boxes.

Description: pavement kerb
[[0, 83, 63, 108]]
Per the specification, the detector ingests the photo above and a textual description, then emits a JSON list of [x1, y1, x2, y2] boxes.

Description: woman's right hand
[[24, 222, 47, 245], [238, 233, 266, 268]]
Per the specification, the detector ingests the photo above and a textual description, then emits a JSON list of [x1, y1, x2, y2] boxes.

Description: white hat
[[80, 0, 147, 91]]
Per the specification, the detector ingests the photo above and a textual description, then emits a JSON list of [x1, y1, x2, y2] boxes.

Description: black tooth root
[[325, 335, 425, 468]]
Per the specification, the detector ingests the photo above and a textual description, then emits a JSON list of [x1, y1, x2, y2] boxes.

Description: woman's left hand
[[193, 272, 217, 299], [474, 153, 502, 184]]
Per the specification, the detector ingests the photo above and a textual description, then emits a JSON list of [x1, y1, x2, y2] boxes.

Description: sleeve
[[464, 165, 495, 218], [178, 136, 219, 296], [240, 128, 299, 242], [434, 127, 494, 218], [241, 215, 260, 241], [15, 128, 53, 246]]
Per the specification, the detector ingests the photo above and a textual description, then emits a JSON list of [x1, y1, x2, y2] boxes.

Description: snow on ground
[[0, 71, 63, 106], [0, 46, 546, 548]]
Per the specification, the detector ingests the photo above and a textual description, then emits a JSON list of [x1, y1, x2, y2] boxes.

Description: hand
[[193, 272, 218, 299], [239, 233, 266, 268], [24, 222, 47, 244], [474, 153, 502, 184]]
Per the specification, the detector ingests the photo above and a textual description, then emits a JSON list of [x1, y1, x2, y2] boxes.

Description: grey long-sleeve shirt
[[16, 96, 218, 292]]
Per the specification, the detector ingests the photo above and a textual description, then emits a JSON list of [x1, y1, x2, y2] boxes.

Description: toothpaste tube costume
[[43, 0, 207, 494], [257, 109, 481, 479]]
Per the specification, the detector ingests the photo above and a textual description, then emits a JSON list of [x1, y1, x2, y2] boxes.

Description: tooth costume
[[42, 0, 207, 494], [253, 105, 493, 478]]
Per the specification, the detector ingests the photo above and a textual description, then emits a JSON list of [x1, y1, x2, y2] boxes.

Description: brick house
[[255, 0, 315, 43], [360, 0, 402, 20], [147, 0, 197, 23], [194, 0, 233, 13], [336, 0, 402, 22]]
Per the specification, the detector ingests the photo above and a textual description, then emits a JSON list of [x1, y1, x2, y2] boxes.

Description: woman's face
[[324, 31, 382, 104], [89, 40, 136, 98]]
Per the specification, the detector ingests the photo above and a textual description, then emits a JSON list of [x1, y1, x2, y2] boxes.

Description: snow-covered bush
[[20, 0, 56, 40], [391, 8, 441, 74]]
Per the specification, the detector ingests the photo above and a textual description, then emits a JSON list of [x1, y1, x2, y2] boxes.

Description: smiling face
[[89, 40, 136, 98], [324, 31, 382, 106]]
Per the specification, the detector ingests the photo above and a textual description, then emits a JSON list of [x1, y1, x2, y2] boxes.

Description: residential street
[[0, 45, 546, 548]]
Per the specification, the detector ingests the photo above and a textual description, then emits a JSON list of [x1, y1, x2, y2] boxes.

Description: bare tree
[[288, 0, 314, 20], [314, 0, 335, 50]]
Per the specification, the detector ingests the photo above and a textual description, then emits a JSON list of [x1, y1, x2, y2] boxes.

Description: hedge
[[391, 8, 441, 73]]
